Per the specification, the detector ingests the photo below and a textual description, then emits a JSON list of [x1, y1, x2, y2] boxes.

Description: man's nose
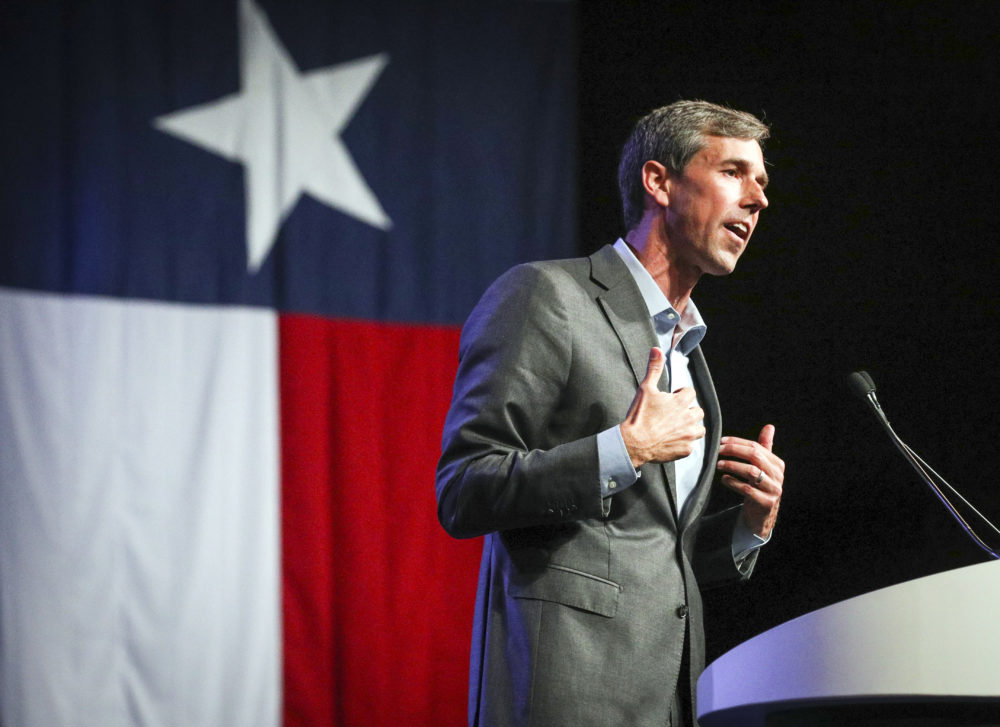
[[744, 184, 768, 213]]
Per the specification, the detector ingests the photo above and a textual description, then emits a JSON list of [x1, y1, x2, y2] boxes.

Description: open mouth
[[724, 221, 749, 241]]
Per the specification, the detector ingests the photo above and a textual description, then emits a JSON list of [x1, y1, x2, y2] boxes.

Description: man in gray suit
[[436, 100, 785, 727]]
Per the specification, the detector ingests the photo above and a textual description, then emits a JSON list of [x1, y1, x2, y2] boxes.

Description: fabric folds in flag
[[0, 1, 576, 725]]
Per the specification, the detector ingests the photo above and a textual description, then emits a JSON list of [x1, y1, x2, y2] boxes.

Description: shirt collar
[[612, 238, 707, 355]]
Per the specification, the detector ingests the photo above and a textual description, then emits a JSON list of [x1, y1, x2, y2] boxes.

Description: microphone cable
[[847, 370, 1000, 561]]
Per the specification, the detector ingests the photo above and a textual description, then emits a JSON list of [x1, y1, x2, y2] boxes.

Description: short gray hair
[[617, 100, 770, 230]]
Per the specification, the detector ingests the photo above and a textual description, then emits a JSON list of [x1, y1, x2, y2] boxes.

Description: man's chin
[[702, 257, 740, 277]]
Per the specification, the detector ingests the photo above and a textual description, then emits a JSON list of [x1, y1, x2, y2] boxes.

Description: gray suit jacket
[[437, 244, 754, 726]]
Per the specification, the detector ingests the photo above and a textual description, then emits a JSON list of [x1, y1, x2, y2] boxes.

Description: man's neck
[[623, 220, 700, 313]]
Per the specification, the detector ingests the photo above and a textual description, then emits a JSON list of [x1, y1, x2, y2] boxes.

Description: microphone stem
[[864, 393, 1000, 560]]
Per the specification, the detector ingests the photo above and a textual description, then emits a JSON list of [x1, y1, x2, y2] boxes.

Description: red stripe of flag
[[280, 314, 481, 725]]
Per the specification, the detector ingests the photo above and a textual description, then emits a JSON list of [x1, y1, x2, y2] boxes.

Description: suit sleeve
[[691, 505, 758, 589], [436, 264, 606, 539]]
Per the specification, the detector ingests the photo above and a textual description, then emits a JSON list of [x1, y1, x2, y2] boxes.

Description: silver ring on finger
[[753, 469, 764, 485]]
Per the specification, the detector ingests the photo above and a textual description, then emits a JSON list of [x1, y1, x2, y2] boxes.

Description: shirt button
[[676, 605, 688, 619], [608, 479, 617, 489]]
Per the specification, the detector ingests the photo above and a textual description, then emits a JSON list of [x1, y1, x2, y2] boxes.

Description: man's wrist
[[597, 426, 640, 497], [618, 422, 648, 469], [732, 515, 770, 562]]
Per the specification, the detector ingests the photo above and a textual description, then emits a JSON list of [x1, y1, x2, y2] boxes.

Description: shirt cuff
[[732, 515, 770, 562], [597, 426, 640, 498]]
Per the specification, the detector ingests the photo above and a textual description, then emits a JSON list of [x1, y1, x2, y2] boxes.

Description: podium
[[697, 560, 1000, 726]]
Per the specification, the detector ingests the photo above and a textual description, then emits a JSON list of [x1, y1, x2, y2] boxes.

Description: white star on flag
[[154, 0, 391, 272]]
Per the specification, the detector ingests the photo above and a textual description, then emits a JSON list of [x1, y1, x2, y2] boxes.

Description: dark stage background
[[577, 1, 1000, 663]]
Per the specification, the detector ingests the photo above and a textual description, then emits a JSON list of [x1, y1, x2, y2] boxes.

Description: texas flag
[[0, 1, 575, 725]]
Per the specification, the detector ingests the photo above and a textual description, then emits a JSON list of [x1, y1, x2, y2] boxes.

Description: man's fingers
[[758, 424, 775, 452], [718, 460, 775, 488], [719, 436, 785, 476], [720, 428, 783, 539], [720, 474, 770, 499], [641, 347, 665, 389], [721, 474, 751, 496]]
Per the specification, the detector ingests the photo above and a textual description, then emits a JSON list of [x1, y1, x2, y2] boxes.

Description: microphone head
[[847, 370, 876, 399]]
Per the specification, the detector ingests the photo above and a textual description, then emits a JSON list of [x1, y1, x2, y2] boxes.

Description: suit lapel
[[590, 245, 682, 521], [590, 246, 654, 388], [681, 345, 722, 531]]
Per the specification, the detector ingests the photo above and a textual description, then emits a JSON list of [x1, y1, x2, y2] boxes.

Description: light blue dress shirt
[[596, 239, 767, 561]]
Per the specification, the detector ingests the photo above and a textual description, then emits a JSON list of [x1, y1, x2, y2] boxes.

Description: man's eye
[[723, 169, 739, 177]]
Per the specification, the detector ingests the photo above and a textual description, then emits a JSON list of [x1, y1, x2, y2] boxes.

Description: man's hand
[[717, 425, 784, 538], [620, 347, 706, 469]]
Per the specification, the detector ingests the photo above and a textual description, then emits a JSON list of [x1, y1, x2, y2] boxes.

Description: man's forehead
[[699, 135, 764, 161], [698, 135, 768, 183]]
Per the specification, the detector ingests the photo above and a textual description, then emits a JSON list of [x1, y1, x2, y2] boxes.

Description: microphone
[[847, 370, 891, 430], [846, 370, 875, 399], [847, 370, 999, 560]]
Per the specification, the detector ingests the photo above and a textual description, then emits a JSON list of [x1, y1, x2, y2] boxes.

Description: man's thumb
[[758, 423, 775, 451], [642, 347, 665, 387]]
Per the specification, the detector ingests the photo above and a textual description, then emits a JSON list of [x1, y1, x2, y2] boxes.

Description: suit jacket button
[[676, 605, 688, 619]]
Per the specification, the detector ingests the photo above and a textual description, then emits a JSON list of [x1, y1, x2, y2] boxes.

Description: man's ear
[[641, 160, 671, 208]]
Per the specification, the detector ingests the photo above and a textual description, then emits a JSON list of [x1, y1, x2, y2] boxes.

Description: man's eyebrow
[[722, 158, 769, 189]]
